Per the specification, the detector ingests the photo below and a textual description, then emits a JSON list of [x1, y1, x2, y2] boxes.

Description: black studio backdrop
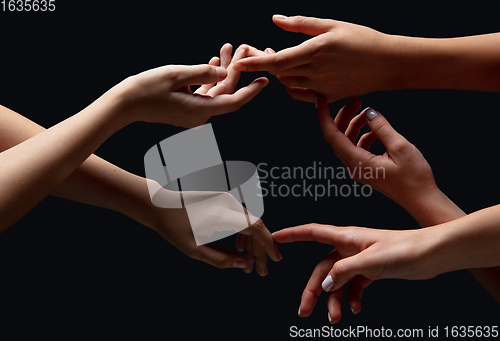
[[0, 1, 499, 338]]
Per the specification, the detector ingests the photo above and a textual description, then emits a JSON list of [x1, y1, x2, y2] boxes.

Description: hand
[[148, 184, 282, 276], [233, 15, 401, 102], [316, 96, 437, 212], [272, 223, 436, 323], [117, 44, 269, 128]]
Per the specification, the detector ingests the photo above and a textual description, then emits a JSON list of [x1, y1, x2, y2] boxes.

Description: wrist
[[377, 33, 408, 91], [397, 187, 465, 227], [98, 77, 142, 129]]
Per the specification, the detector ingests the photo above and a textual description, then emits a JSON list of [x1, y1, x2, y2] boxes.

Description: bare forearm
[[419, 204, 500, 302], [401, 189, 500, 302], [0, 104, 135, 212], [0, 85, 130, 232], [396, 33, 500, 92]]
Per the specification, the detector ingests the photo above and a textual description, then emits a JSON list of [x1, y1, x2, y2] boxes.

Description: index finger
[[299, 250, 341, 317], [233, 43, 312, 72], [272, 223, 344, 245]]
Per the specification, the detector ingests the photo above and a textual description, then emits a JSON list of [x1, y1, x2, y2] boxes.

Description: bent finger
[[316, 97, 371, 164], [193, 244, 248, 269], [285, 86, 318, 102], [299, 250, 340, 317], [347, 275, 373, 314], [334, 97, 362, 133], [233, 42, 312, 72], [202, 77, 269, 116], [327, 286, 344, 324], [240, 218, 282, 262]]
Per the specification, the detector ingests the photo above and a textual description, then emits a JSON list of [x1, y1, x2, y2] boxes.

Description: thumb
[[171, 64, 227, 89], [272, 14, 335, 36], [322, 254, 367, 292], [362, 107, 411, 156]]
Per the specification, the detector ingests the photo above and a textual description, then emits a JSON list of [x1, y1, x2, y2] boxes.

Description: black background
[[0, 0, 499, 339]]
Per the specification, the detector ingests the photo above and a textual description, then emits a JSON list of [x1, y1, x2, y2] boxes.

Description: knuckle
[[273, 55, 289, 71], [237, 43, 250, 51], [184, 245, 199, 260], [292, 15, 307, 26], [332, 260, 346, 278], [391, 139, 411, 154]]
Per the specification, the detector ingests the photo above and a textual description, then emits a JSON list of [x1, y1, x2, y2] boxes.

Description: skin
[[272, 98, 500, 323], [234, 15, 500, 102], [0, 44, 282, 275]]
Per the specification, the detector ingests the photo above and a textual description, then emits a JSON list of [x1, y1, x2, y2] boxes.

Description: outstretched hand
[[118, 44, 269, 128], [234, 15, 401, 103], [273, 223, 436, 323]]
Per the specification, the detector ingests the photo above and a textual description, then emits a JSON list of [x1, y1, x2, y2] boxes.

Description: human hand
[[148, 184, 281, 276], [233, 15, 401, 102], [316, 97, 441, 218], [116, 44, 268, 128], [272, 223, 437, 323]]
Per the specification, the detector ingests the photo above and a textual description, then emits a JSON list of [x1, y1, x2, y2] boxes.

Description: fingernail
[[215, 67, 227, 79], [364, 107, 379, 121], [328, 311, 332, 323], [233, 259, 247, 269], [322, 275, 334, 292], [273, 14, 287, 20], [298, 306, 302, 317], [351, 306, 356, 314]]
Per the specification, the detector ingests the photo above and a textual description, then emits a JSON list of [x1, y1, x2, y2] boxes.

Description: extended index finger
[[272, 223, 344, 245], [233, 43, 312, 72]]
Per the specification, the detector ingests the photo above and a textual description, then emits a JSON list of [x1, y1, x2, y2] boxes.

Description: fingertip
[[233, 62, 246, 72], [351, 302, 361, 315], [221, 42, 232, 51], [215, 67, 227, 80], [208, 56, 220, 66]]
